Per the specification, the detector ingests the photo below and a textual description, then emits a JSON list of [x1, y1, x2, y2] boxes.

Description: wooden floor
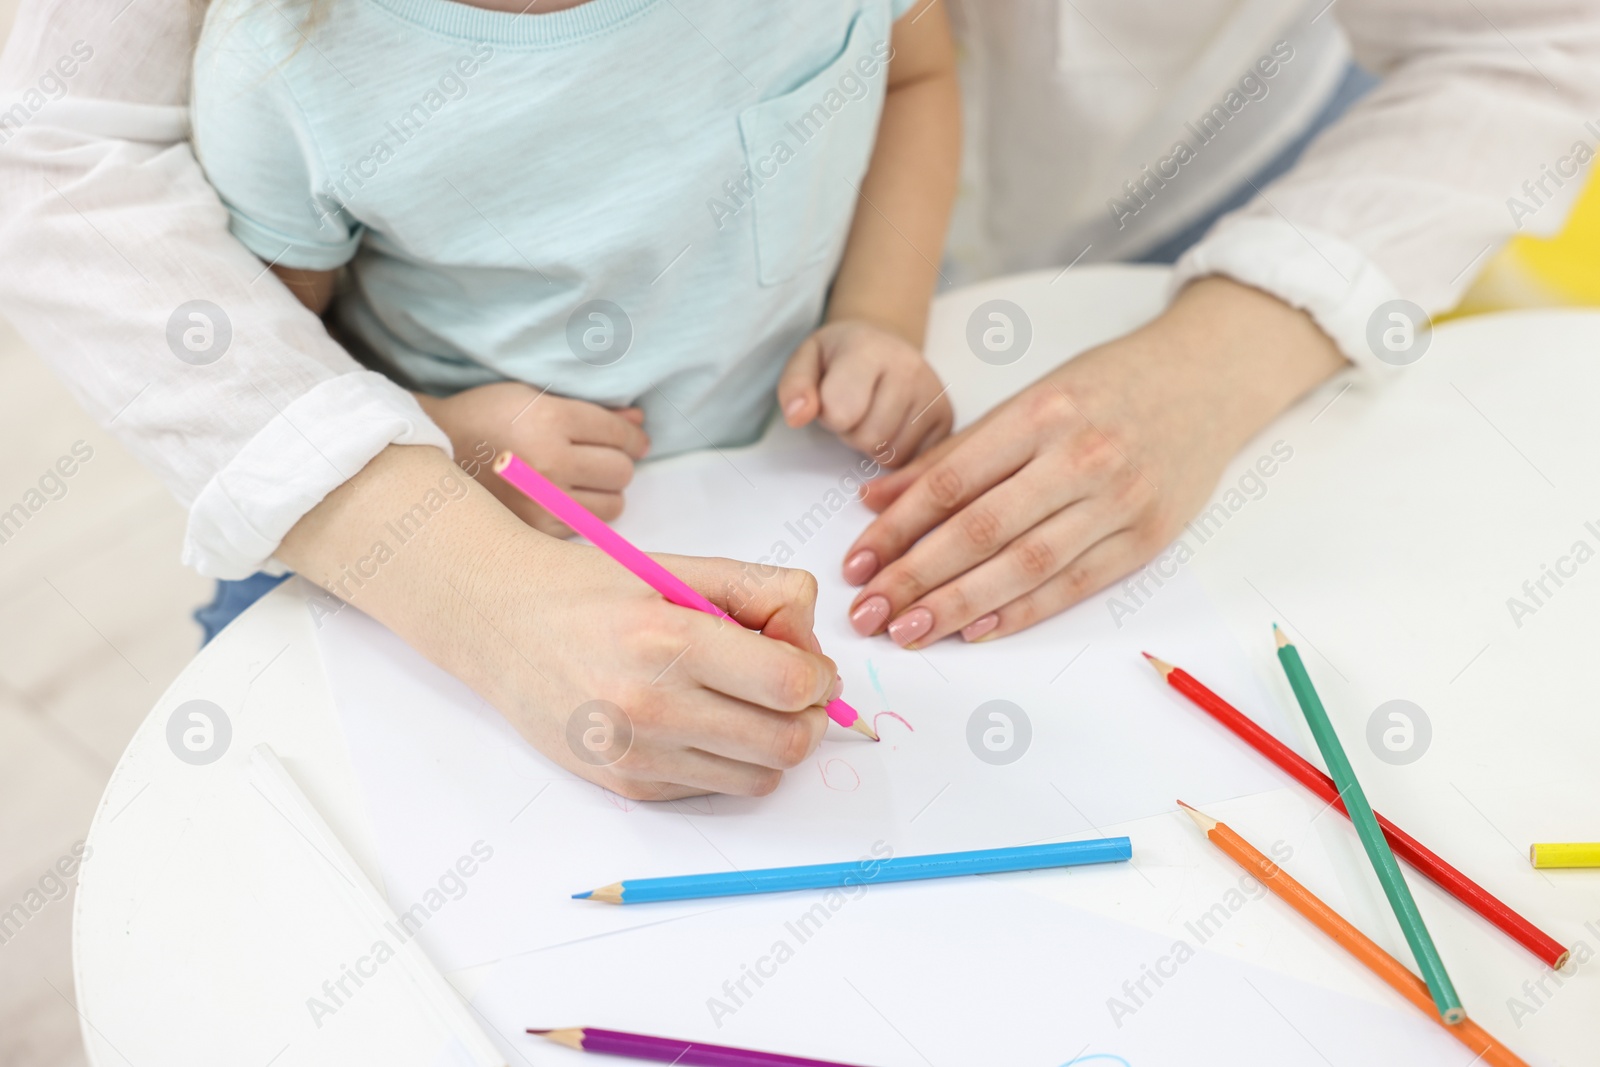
[[0, 3, 214, 1053]]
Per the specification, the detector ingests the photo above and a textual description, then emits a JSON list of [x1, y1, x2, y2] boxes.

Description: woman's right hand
[[414, 382, 650, 538], [279, 446, 838, 800], [497, 542, 840, 799]]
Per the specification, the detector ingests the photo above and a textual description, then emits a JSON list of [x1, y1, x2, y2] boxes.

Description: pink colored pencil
[[494, 452, 877, 739], [529, 1027, 873, 1066]]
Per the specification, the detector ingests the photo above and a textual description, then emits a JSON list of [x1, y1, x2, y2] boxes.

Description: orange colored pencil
[[1146, 653, 1567, 969], [1177, 802, 1528, 1067]]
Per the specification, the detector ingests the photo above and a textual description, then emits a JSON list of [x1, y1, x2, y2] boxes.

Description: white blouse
[[2, 0, 1597, 578]]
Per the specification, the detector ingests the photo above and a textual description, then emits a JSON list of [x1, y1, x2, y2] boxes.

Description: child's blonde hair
[[191, 0, 330, 81], [194, 0, 330, 51], [195, 0, 330, 29]]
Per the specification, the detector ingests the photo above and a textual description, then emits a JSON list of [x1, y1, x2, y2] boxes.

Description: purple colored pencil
[[528, 1027, 873, 1067]]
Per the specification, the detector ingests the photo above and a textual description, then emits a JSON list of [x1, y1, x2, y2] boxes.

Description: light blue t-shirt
[[192, 0, 911, 456]]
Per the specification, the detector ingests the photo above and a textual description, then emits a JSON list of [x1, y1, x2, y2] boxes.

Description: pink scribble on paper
[[817, 757, 861, 792], [873, 710, 913, 737], [866, 660, 913, 747]]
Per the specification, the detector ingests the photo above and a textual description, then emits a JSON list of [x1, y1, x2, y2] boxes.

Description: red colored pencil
[[1144, 653, 1569, 969]]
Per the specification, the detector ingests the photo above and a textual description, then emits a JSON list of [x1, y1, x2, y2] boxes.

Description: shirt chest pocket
[[737, 9, 891, 287]]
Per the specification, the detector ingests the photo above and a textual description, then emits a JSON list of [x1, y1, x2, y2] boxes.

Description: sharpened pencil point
[[1176, 799, 1218, 833], [570, 891, 591, 900], [1142, 652, 1175, 678], [529, 1028, 586, 1050], [849, 715, 880, 741], [1273, 624, 1292, 649]]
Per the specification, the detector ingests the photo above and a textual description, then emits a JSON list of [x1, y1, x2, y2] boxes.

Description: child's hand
[[777, 321, 953, 465], [416, 382, 649, 537]]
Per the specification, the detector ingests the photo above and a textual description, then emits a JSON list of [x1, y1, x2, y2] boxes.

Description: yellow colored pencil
[[1530, 842, 1600, 869]]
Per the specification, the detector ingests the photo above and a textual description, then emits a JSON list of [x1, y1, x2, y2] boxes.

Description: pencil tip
[[1273, 625, 1291, 649], [849, 715, 879, 741], [570, 891, 591, 900], [1142, 652, 1175, 677], [1176, 800, 1217, 833], [530, 1029, 586, 1050]]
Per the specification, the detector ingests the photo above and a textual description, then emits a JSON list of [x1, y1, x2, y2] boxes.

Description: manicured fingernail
[[784, 397, 806, 420], [827, 676, 843, 703], [849, 595, 890, 635], [842, 549, 879, 585], [961, 613, 999, 642], [888, 607, 933, 648]]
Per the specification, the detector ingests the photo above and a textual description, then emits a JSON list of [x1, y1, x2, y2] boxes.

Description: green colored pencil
[[1273, 624, 1465, 1025]]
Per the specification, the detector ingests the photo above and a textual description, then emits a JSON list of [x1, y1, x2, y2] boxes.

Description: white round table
[[74, 266, 1600, 1065]]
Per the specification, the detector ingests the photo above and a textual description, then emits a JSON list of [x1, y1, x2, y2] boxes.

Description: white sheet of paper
[[317, 424, 1311, 973], [466, 879, 1477, 1066]]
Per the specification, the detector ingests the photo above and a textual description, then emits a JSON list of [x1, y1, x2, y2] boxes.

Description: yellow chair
[[1447, 169, 1600, 318]]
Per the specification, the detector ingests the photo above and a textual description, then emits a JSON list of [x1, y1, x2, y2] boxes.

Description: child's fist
[[416, 382, 649, 537], [777, 321, 952, 465]]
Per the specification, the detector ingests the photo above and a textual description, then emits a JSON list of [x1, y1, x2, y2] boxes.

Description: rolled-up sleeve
[[0, 0, 451, 578], [1172, 0, 1600, 373]]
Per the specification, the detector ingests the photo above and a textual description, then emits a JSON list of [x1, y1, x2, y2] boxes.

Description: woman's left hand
[[839, 277, 1347, 647]]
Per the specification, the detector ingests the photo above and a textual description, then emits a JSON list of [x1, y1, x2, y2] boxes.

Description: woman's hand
[[415, 382, 649, 537], [840, 277, 1347, 647], [777, 320, 954, 464], [502, 544, 840, 799], [279, 447, 840, 800]]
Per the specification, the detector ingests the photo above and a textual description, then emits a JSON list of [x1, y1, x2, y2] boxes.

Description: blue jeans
[[1135, 62, 1378, 265], [194, 571, 291, 645]]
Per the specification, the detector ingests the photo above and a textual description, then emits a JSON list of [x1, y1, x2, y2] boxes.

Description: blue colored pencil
[[572, 838, 1132, 904]]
